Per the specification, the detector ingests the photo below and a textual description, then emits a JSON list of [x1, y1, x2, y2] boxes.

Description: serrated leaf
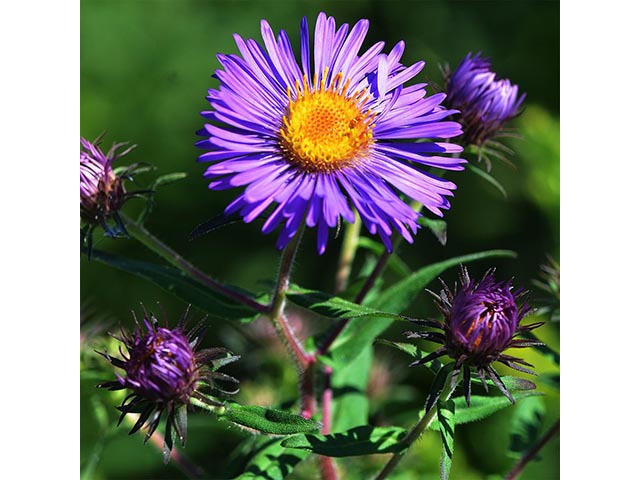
[[281, 425, 408, 457], [467, 164, 507, 198], [221, 404, 320, 436], [234, 437, 309, 480], [419, 217, 448, 245], [438, 399, 455, 480], [287, 286, 406, 323], [86, 248, 261, 321], [429, 391, 543, 430], [508, 396, 546, 459]]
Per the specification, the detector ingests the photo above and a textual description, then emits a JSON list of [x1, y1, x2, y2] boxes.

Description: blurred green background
[[81, 0, 559, 478]]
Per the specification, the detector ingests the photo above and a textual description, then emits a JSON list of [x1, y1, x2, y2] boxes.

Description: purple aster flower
[[98, 306, 240, 459], [406, 267, 543, 405], [445, 52, 525, 149], [197, 12, 466, 254], [80, 134, 134, 228]]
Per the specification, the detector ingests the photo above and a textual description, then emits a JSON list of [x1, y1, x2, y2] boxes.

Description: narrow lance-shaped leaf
[[287, 285, 407, 323], [85, 248, 262, 321], [234, 437, 310, 480], [281, 426, 408, 457], [438, 399, 456, 480], [429, 391, 544, 430], [220, 404, 320, 436]]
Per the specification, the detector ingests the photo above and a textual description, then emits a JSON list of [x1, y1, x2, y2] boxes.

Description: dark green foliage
[[86, 248, 261, 321], [282, 426, 408, 457]]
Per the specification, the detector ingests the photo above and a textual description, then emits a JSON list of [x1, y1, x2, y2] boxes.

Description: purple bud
[[80, 136, 129, 225], [445, 53, 525, 146], [447, 272, 524, 362]]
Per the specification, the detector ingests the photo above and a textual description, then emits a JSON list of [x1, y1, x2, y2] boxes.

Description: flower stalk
[[334, 213, 362, 293], [374, 373, 459, 480], [270, 226, 311, 370], [505, 419, 560, 480]]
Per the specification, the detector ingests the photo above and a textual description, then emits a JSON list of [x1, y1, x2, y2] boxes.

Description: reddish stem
[[300, 356, 317, 419]]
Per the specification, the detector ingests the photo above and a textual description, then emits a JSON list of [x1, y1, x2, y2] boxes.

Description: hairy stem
[[121, 214, 269, 313], [270, 226, 310, 370], [318, 365, 338, 479], [504, 419, 560, 480], [374, 374, 457, 480], [334, 213, 362, 294], [300, 357, 317, 419]]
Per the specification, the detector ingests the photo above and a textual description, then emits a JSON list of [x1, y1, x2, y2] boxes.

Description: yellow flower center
[[279, 69, 376, 173]]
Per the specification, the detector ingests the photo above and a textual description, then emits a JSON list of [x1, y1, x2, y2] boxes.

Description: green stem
[[270, 226, 310, 369], [121, 214, 270, 313], [504, 419, 560, 480], [334, 213, 362, 294], [374, 374, 458, 480]]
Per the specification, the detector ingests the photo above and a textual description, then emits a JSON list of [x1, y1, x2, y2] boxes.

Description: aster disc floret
[[197, 12, 466, 254], [445, 52, 525, 149], [98, 306, 240, 459], [406, 266, 543, 405]]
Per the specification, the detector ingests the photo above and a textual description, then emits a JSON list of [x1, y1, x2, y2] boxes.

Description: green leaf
[[467, 164, 508, 198], [87, 248, 261, 321], [287, 285, 406, 323], [437, 399, 455, 480], [418, 217, 448, 245], [220, 404, 320, 436], [429, 391, 543, 430], [508, 396, 546, 459], [281, 425, 408, 457], [330, 345, 372, 432], [234, 437, 310, 480]]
